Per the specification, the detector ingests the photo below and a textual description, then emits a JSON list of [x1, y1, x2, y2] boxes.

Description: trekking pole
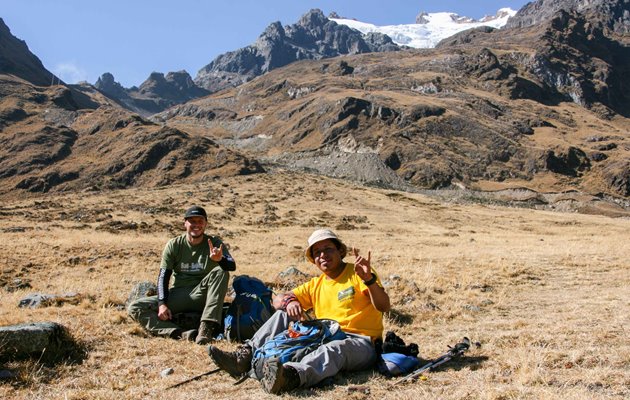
[[393, 337, 471, 385], [166, 367, 221, 389]]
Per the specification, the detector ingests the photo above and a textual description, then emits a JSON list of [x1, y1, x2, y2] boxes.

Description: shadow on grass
[[430, 355, 489, 372], [385, 309, 415, 326], [282, 355, 490, 396]]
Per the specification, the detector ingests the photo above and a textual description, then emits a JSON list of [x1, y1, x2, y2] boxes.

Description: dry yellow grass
[[1, 172, 628, 399]]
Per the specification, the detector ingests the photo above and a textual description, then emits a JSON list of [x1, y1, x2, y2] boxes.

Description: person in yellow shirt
[[208, 228, 390, 394]]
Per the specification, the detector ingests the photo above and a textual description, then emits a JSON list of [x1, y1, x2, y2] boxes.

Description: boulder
[[274, 266, 314, 290], [126, 281, 157, 306], [0, 322, 84, 364], [18, 292, 81, 308]]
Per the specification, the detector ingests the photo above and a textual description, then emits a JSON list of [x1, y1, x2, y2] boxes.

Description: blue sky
[[2, 1, 530, 88]]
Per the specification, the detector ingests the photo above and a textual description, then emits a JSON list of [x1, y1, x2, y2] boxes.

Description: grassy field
[[0, 172, 628, 399]]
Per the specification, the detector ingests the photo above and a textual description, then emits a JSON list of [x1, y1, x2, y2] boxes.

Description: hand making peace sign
[[352, 247, 372, 281]]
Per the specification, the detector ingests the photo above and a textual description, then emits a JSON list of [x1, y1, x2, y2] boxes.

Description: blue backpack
[[252, 319, 347, 379], [223, 275, 273, 342], [377, 352, 421, 376]]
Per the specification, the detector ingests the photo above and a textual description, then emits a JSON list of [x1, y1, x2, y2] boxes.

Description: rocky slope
[[441, 8, 630, 117], [0, 18, 55, 87], [0, 74, 263, 198], [157, 4, 629, 198], [506, 0, 630, 40]]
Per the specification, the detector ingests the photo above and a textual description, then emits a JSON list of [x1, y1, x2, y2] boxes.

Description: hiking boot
[[261, 359, 300, 394], [181, 329, 198, 342], [169, 328, 183, 339], [196, 321, 219, 345], [208, 345, 252, 378]]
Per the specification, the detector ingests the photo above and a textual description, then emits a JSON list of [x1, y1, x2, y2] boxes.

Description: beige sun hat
[[305, 228, 348, 263]]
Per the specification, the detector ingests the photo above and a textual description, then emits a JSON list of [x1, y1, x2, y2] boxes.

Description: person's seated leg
[[208, 310, 292, 377], [193, 267, 230, 344], [248, 309, 292, 349], [285, 334, 376, 388], [127, 295, 181, 338]]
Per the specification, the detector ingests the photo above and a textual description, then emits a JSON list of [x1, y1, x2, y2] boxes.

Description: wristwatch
[[363, 273, 377, 286]]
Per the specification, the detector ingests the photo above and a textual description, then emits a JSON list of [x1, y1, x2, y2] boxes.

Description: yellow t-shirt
[[292, 263, 384, 340]]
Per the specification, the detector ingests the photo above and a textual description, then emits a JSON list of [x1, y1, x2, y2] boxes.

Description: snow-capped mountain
[[331, 8, 517, 48]]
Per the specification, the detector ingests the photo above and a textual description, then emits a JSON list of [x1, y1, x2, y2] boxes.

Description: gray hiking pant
[[247, 310, 377, 388], [127, 266, 229, 337]]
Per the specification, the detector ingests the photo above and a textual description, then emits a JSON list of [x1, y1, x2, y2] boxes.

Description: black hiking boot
[[169, 328, 183, 339], [208, 345, 252, 378], [196, 321, 219, 345], [261, 358, 300, 394], [181, 329, 198, 342]]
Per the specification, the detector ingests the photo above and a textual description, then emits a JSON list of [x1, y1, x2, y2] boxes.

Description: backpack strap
[[235, 302, 242, 342]]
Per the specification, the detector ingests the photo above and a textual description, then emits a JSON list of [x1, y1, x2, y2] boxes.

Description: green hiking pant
[[128, 266, 229, 337]]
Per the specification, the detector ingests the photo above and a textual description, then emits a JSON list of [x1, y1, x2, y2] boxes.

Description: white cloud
[[53, 62, 89, 84]]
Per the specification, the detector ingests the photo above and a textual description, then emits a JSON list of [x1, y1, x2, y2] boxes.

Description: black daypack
[[223, 275, 273, 342]]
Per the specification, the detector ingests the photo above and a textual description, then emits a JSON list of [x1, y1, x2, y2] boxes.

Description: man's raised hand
[[352, 247, 372, 281], [209, 241, 224, 261]]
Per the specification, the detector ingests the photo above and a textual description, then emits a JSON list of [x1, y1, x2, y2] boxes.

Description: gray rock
[[423, 302, 440, 311], [0, 321, 84, 364], [18, 292, 80, 308], [126, 281, 157, 306], [602, 160, 630, 196], [95, 73, 129, 98], [274, 266, 314, 290], [67, 256, 81, 265], [18, 293, 53, 308], [382, 275, 421, 292], [160, 368, 174, 377], [277, 266, 309, 279], [415, 12, 430, 24], [94, 71, 210, 117], [4, 278, 31, 292]]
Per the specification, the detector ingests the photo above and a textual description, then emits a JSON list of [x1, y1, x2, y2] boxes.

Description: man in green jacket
[[128, 205, 235, 344]]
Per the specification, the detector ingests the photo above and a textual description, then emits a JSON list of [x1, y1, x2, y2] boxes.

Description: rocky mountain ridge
[[91, 9, 401, 115], [92, 2, 630, 115], [440, 8, 630, 116], [94, 71, 209, 116], [193, 9, 400, 94]]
